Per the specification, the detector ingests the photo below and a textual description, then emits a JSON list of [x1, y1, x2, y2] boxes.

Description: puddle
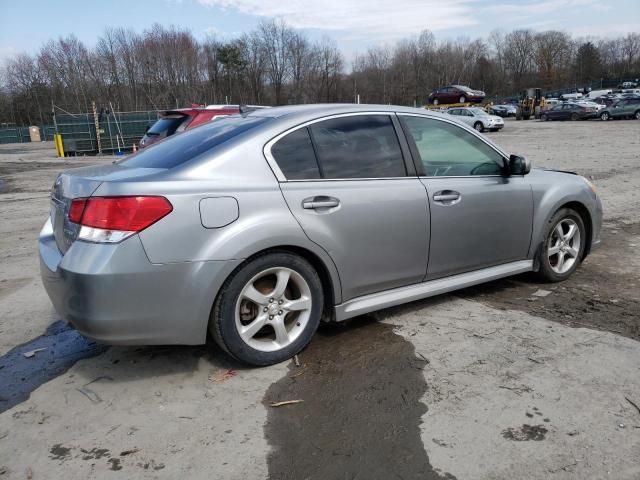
[[264, 317, 456, 480], [0, 321, 107, 413]]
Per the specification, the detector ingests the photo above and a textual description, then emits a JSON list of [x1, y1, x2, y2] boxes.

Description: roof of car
[[247, 103, 449, 121]]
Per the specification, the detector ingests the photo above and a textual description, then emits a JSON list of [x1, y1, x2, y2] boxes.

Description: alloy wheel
[[235, 267, 312, 352], [547, 218, 581, 275]]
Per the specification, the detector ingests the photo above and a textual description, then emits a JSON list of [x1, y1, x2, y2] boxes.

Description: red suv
[[139, 105, 240, 149], [427, 85, 486, 105]]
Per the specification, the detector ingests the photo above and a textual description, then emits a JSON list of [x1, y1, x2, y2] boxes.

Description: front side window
[[401, 116, 505, 177], [308, 115, 406, 179]]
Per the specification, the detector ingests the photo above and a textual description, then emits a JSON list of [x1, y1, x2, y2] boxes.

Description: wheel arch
[[532, 200, 594, 266], [208, 244, 341, 331]]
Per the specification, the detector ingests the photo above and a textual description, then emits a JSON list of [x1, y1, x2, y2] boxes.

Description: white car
[[446, 107, 504, 132], [573, 100, 606, 111], [560, 92, 583, 100]]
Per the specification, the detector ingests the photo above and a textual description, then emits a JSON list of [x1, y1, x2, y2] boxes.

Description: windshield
[[146, 116, 188, 136], [121, 115, 270, 169]]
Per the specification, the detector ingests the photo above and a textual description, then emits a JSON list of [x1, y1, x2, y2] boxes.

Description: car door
[[399, 114, 533, 280], [549, 105, 563, 119], [269, 113, 430, 301]]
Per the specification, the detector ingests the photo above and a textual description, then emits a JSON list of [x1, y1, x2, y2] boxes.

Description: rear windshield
[[146, 116, 187, 136], [121, 116, 270, 169]]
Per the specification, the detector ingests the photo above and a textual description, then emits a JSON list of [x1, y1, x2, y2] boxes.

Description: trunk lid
[[50, 164, 165, 253]]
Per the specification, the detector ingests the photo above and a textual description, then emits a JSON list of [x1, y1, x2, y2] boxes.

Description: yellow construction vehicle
[[516, 88, 545, 120]]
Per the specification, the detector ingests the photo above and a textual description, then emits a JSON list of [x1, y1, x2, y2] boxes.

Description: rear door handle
[[302, 196, 340, 209], [433, 190, 461, 204]]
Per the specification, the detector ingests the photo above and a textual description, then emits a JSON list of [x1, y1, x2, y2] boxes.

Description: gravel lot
[[0, 118, 639, 479]]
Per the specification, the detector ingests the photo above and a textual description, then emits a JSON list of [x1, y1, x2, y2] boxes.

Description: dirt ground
[[0, 118, 639, 479]]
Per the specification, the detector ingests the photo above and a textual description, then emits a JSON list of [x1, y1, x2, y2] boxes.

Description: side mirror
[[509, 154, 531, 175]]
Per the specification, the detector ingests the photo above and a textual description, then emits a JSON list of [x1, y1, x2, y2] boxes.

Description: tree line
[[1, 20, 639, 126]]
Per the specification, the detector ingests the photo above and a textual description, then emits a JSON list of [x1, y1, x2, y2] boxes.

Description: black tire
[[459, 95, 466, 103], [570, 113, 579, 121], [600, 112, 609, 121], [210, 252, 323, 366], [473, 121, 484, 132], [541, 113, 548, 121], [635, 110, 640, 120], [536, 208, 587, 283]]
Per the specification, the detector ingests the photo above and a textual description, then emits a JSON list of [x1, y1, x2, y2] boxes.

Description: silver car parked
[[447, 107, 505, 132], [40, 104, 602, 366]]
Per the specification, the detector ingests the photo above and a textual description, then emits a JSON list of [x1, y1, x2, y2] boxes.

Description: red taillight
[[68, 198, 87, 223], [69, 196, 172, 232]]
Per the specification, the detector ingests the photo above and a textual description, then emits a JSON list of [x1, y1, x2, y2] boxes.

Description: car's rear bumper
[[39, 218, 242, 345]]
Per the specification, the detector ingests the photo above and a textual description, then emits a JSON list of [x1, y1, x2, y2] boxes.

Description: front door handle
[[433, 190, 461, 204], [302, 196, 340, 209]]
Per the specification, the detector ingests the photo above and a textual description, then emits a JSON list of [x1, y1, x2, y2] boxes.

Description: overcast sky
[[1, 0, 639, 66]]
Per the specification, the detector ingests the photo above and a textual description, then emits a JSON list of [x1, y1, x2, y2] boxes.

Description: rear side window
[[309, 115, 406, 179], [146, 116, 188, 136], [121, 116, 269, 169], [271, 128, 321, 180]]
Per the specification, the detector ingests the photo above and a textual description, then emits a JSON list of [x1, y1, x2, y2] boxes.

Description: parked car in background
[[572, 99, 606, 111], [559, 92, 583, 100], [447, 107, 504, 132], [592, 97, 618, 108], [139, 105, 241, 148], [490, 104, 517, 117], [621, 81, 638, 89], [540, 103, 597, 121], [428, 85, 486, 105], [39, 104, 602, 366], [599, 97, 640, 120], [585, 89, 612, 99]]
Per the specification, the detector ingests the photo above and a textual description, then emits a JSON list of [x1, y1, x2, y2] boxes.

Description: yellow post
[[53, 134, 61, 157], [54, 134, 65, 158]]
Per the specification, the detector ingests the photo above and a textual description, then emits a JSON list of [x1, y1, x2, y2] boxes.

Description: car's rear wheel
[[536, 208, 586, 282], [210, 252, 323, 366], [570, 113, 579, 121], [459, 95, 466, 103], [473, 121, 484, 132], [600, 112, 610, 121], [541, 113, 548, 121], [635, 110, 640, 120], [433, 98, 439, 105]]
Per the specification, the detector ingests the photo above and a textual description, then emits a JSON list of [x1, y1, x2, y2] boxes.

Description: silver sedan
[[447, 107, 505, 132], [40, 104, 601, 366]]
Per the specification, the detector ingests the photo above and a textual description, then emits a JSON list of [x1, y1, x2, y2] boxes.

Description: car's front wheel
[[600, 112, 610, 121], [536, 208, 586, 282], [473, 121, 484, 132], [635, 110, 640, 120], [541, 113, 548, 121], [210, 252, 323, 366], [433, 98, 439, 105], [459, 95, 466, 103]]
